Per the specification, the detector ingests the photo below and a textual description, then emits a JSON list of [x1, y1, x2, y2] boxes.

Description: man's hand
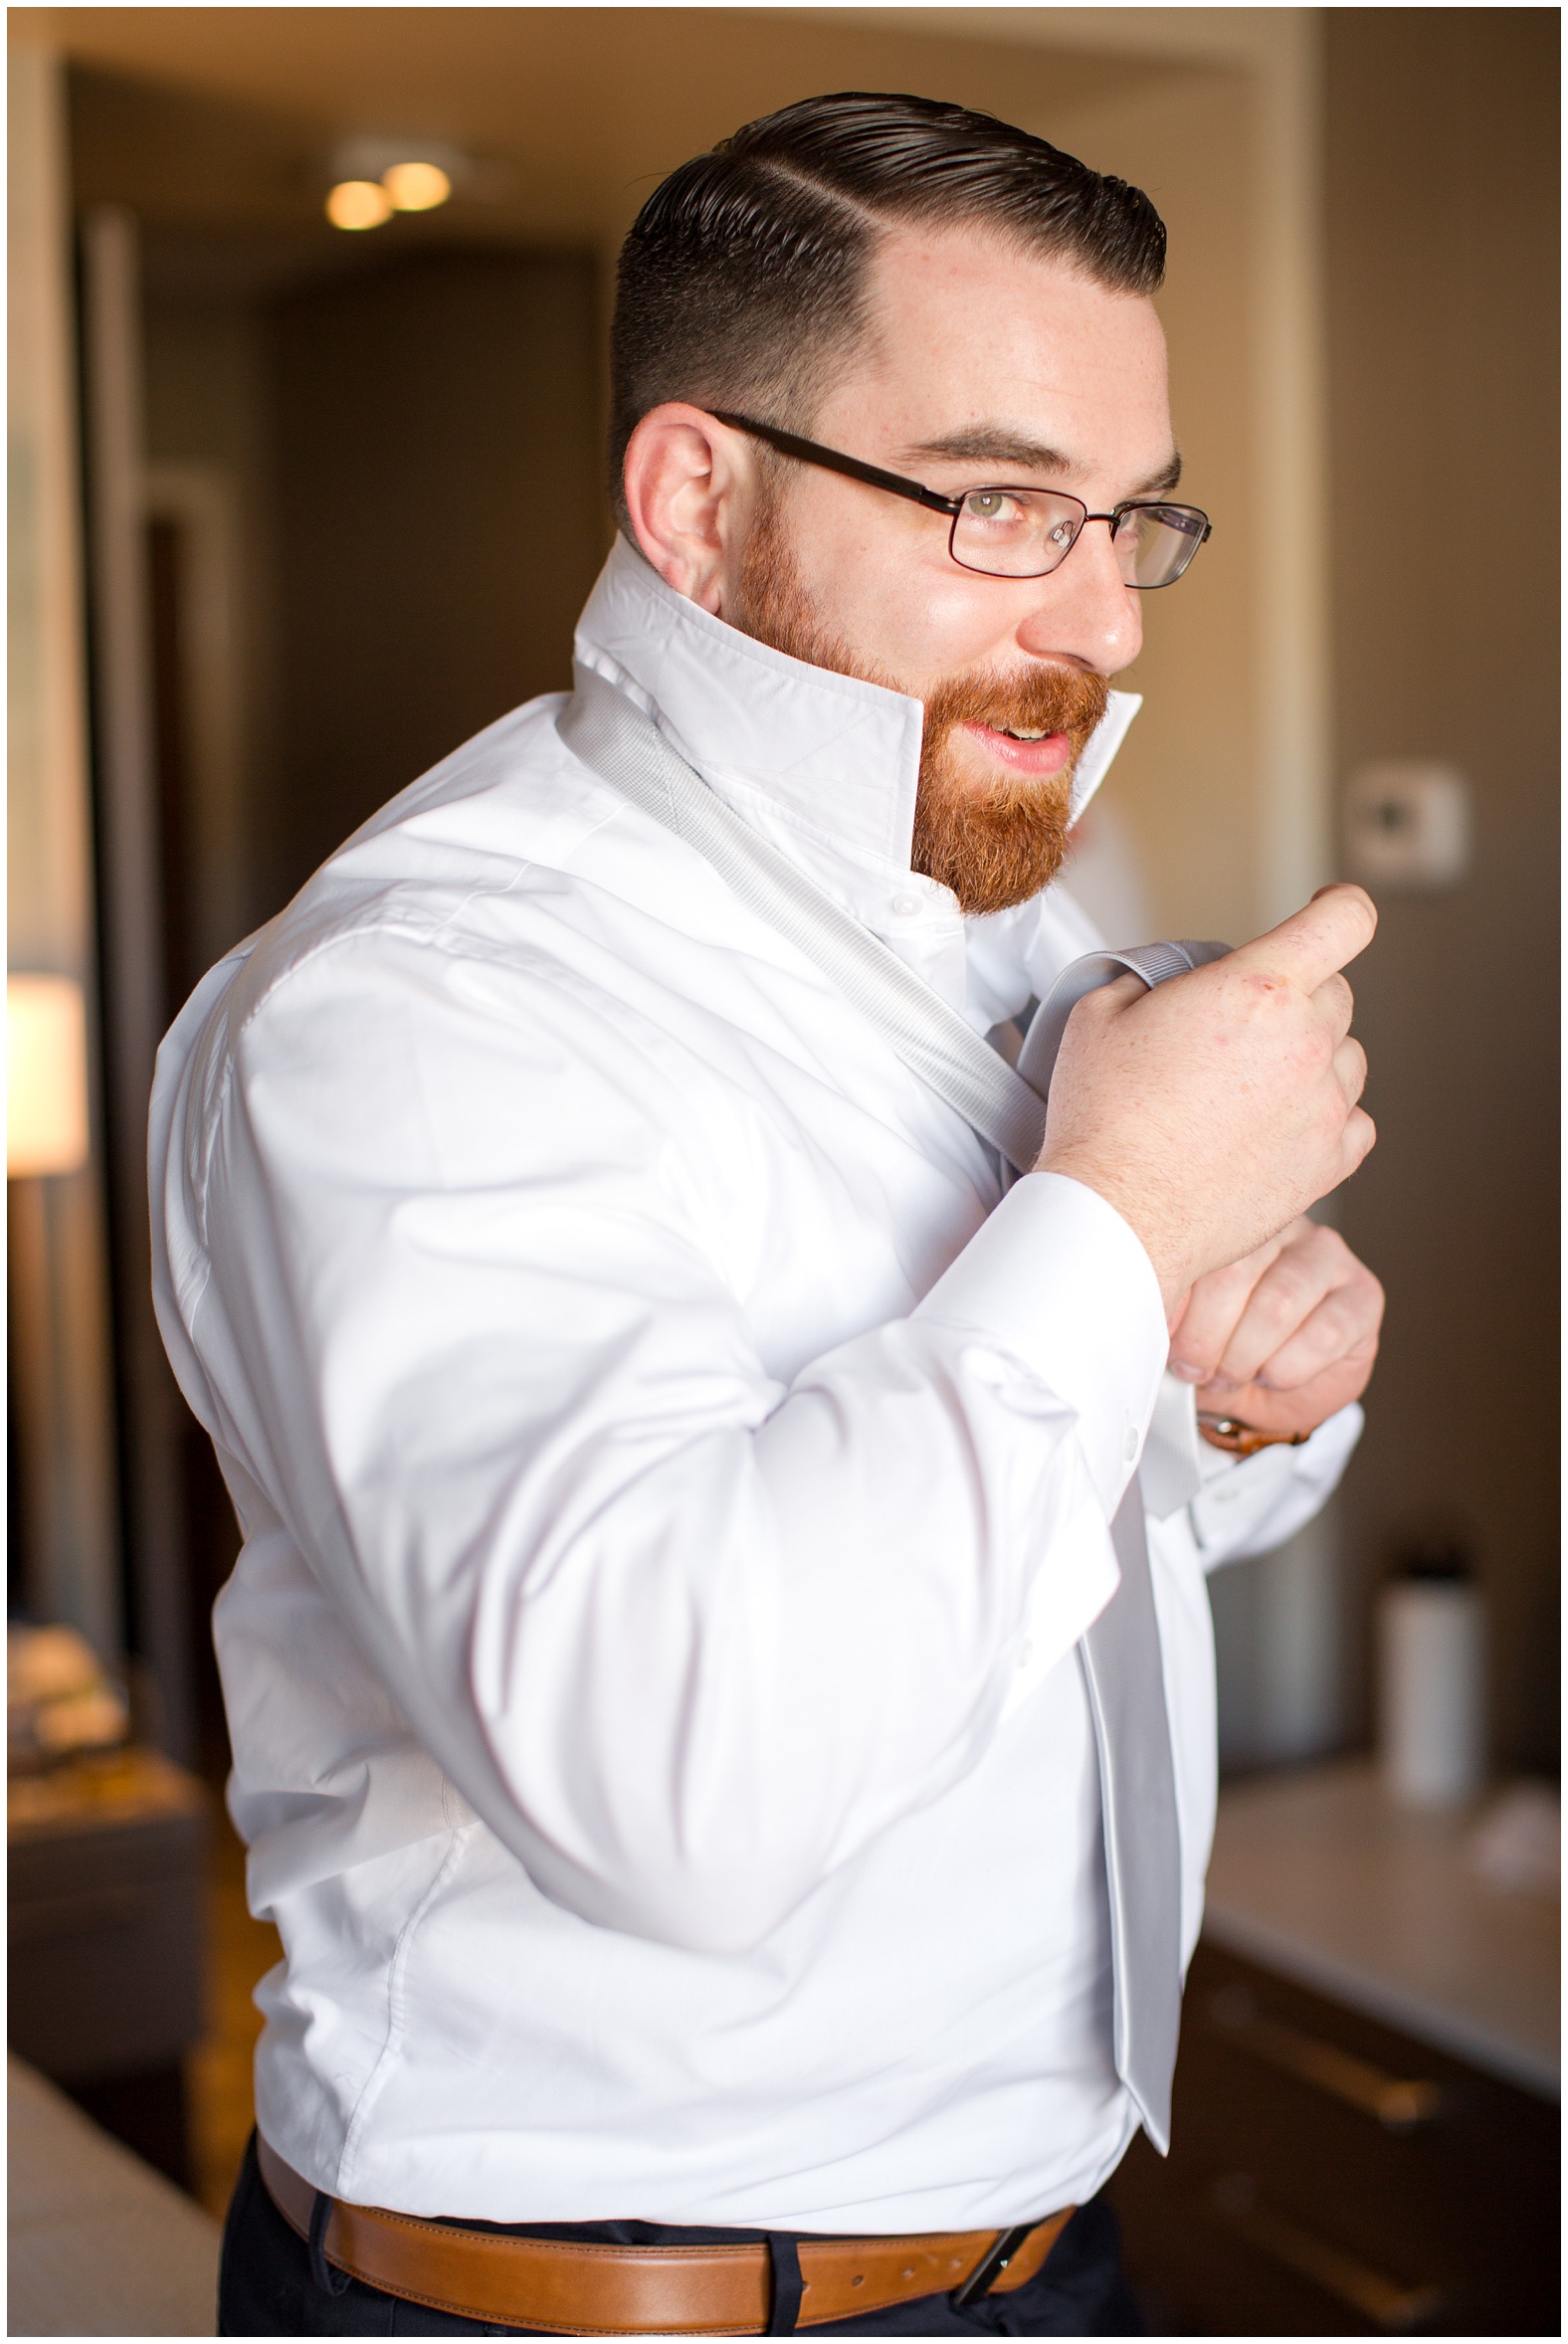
[[1166, 1218, 1384, 1440], [1037, 883, 1377, 1309]]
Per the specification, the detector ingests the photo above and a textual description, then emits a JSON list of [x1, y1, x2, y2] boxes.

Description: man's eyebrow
[[1129, 451, 1184, 497], [902, 430, 1185, 500], [903, 427, 1079, 476]]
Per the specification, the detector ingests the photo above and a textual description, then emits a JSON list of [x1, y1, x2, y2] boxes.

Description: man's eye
[[963, 490, 1019, 522]]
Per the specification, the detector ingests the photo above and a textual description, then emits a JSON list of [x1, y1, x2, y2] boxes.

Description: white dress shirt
[[150, 539, 1360, 2235]]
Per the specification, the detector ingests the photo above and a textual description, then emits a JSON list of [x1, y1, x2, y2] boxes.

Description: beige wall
[[1324, 8, 1558, 1769], [1044, 68, 1262, 947]]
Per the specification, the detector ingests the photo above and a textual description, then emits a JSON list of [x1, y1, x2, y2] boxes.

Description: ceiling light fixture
[[382, 160, 452, 212], [326, 178, 393, 231]]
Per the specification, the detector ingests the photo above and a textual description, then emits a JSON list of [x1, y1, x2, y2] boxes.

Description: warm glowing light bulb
[[8, 975, 90, 1178], [382, 160, 452, 212], [326, 179, 393, 231]]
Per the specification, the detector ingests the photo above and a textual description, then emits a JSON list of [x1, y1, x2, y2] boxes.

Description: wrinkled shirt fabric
[[150, 539, 1360, 2233]]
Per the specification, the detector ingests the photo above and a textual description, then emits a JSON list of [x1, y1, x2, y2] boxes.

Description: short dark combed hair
[[609, 91, 1165, 517]]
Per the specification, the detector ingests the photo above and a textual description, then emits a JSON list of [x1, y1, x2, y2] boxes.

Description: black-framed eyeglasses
[[711, 410, 1211, 589]]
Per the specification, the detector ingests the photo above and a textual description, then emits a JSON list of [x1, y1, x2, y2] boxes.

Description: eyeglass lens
[[950, 490, 1207, 587]]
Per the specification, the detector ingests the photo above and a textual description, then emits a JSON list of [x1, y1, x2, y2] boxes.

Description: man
[[152, 95, 1382, 2336]]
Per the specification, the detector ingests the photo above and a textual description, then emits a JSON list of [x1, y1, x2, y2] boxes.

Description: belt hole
[[901, 2265, 915, 2280], [851, 2275, 864, 2288]]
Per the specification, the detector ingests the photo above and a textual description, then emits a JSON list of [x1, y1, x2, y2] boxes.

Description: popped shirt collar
[[573, 535, 1140, 964]]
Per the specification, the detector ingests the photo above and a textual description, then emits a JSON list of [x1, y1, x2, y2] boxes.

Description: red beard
[[733, 492, 1109, 915]]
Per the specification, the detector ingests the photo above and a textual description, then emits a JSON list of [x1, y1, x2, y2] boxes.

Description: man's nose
[[1013, 518, 1143, 677]]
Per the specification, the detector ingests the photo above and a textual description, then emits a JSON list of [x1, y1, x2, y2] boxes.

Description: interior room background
[[13, 3, 1556, 1791], [9, 10, 1559, 2319]]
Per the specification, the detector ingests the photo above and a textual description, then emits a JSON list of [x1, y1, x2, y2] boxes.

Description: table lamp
[[8, 974, 96, 1632], [8, 975, 91, 1179]]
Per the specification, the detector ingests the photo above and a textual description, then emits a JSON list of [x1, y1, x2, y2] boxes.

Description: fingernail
[[1206, 1376, 1238, 1395], [1170, 1362, 1205, 1383]]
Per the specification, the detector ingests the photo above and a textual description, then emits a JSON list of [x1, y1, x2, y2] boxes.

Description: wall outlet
[[1342, 759, 1471, 889]]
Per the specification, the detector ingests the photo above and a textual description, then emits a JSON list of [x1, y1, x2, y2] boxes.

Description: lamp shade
[[7, 975, 91, 1177]]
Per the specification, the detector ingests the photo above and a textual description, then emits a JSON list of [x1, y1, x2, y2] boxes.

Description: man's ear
[[622, 405, 754, 615]]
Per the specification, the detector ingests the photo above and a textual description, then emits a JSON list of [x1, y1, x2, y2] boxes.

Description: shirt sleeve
[[1187, 1403, 1364, 1570], [163, 923, 1169, 1957]]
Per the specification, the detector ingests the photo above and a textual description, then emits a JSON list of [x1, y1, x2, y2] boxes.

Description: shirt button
[[891, 893, 921, 918], [1123, 1426, 1139, 1463]]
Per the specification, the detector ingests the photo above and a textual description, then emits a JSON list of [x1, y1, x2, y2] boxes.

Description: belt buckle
[[948, 2222, 1036, 2309]]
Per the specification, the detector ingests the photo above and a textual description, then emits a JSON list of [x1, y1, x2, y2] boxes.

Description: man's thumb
[[1231, 882, 1377, 991]]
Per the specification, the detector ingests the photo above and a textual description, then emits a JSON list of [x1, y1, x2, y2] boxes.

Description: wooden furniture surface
[[9, 1747, 209, 2186], [1108, 1764, 1559, 2336], [1203, 1760, 1557, 2096]]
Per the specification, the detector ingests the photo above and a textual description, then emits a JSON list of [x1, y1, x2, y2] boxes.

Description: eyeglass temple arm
[[708, 411, 961, 517]]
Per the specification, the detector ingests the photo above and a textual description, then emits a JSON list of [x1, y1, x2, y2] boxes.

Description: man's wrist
[[1034, 1146, 1191, 1317]]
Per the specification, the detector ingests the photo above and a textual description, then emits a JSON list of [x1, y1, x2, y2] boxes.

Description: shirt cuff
[[1189, 1399, 1364, 1562], [913, 1170, 1169, 1514]]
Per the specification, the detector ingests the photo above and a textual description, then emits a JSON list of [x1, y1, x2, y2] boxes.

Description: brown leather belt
[[257, 2135, 1075, 2334]]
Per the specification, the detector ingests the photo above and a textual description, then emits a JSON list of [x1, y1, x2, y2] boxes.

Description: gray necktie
[[559, 667, 1221, 2152]]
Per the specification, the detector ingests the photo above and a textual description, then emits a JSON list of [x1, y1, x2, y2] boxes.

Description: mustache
[[922, 663, 1110, 757], [911, 662, 1106, 917]]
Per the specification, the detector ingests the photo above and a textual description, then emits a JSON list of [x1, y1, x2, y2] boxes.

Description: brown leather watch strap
[[1197, 1413, 1309, 1459], [257, 2135, 1073, 2334]]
